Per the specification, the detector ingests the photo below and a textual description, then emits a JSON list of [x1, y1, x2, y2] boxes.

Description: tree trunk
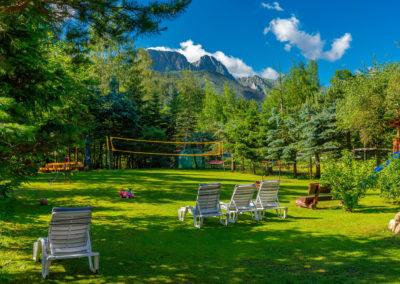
[[193, 150, 198, 169], [315, 153, 321, 179], [99, 143, 103, 169], [293, 160, 297, 179], [309, 156, 313, 179], [363, 141, 366, 161], [110, 150, 114, 169], [242, 158, 245, 173], [346, 131, 352, 151], [93, 142, 96, 169], [231, 155, 235, 172], [252, 161, 256, 175]]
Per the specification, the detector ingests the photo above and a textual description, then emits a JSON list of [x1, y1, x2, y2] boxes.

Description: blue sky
[[137, 0, 400, 85]]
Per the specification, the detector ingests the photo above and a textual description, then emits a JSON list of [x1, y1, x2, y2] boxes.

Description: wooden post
[[394, 138, 400, 153], [384, 119, 400, 153]]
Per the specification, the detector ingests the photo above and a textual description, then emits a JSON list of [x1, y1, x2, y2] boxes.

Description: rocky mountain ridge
[[147, 49, 274, 101]]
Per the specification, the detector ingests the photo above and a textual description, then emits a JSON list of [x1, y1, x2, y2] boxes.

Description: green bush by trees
[[321, 151, 375, 211], [376, 156, 400, 201]]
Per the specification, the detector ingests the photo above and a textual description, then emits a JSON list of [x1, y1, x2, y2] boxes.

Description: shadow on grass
[[4, 217, 400, 283], [2, 169, 400, 283]]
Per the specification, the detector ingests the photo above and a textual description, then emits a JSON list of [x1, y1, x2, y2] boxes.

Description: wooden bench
[[295, 183, 333, 209]]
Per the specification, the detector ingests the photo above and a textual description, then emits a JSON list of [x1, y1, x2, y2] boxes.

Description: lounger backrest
[[48, 207, 93, 255], [229, 184, 256, 209], [196, 183, 221, 214], [257, 180, 280, 206]]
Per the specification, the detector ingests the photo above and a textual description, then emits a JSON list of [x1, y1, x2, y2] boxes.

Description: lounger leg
[[224, 214, 229, 226], [89, 256, 95, 273], [33, 241, 38, 261], [42, 258, 51, 279], [283, 208, 288, 219], [228, 212, 235, 223], [252, 210, 260, 221], [193, 215, 201, 228], [178, 207, 187, 221], [94, 254, 99, 273], [34, 237, 47, 262], [276, 208, 288, 219], [259, 210, 265, 220]]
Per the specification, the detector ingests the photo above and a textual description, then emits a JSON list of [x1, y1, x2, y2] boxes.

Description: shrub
[[321, 151, 375, 212], [376, 155, 400, 201]]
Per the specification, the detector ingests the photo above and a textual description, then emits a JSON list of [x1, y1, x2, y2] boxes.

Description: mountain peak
[[147, 49, 192, 72], [147, 49, 235, 80], [192, 55, 235, 80]]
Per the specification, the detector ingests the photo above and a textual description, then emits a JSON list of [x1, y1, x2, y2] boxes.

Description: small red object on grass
[[119, 188, 135, 199], [40, 198, 48, 205]]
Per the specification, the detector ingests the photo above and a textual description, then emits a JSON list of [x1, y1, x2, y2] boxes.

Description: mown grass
[[1, 169, 400, 283]]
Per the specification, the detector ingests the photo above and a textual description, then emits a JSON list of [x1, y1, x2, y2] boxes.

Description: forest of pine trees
[[2, 0, 400, 198]]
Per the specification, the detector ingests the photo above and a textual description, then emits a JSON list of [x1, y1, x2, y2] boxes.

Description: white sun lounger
[[178, 183, 229, 228], [220, 184, 259, 223], [33, 207, 99, 278], [255, 180, 288, 219]]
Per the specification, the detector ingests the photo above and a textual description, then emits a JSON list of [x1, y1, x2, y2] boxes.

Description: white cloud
[[149, 40, 278, 79], [261, 67, 279, 80], [148, 46, 174, 52], [262, 2, 283, 11], [177, 40, 209, 62], [213, 51, 256, 78], [322, 33, 352, 61], [264, 15, 352, 61]]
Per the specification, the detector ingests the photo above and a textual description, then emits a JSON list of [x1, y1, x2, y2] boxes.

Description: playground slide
[[373, 152, 400, 173]]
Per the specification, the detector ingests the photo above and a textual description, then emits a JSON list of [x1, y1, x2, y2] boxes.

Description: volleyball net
[[107, 137, 222, 156]]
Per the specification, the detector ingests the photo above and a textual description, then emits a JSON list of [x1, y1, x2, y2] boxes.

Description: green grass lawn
[[1, 169, 400, 283]]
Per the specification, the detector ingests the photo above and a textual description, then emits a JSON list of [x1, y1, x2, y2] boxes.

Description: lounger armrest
[[219, 202, 229, 210], [33, 237, 48, 261]]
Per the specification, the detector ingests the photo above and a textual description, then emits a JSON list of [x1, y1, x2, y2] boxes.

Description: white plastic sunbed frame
[[178, 183, 229, 228], [220, 184, 259, 223], [33, 207, 99, 279], [254, 180, 288, 219]]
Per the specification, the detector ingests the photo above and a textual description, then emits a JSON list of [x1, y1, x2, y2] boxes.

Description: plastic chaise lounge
[[220, 184, 259, 223], [178, 183, 229, 228], [254, 180, 288, 220], [33, 207, 99, 279]]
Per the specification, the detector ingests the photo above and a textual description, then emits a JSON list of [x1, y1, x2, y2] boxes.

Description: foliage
[[0, 0, 191, 191], [175, 71, 205, 140], [376, 156, 400, 201], [0, 1, 192, 41], [336, 63, 399, 148], [321, 151, 375, 211], [298, 102, 343, 178], [0, 13, 60, 198]]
